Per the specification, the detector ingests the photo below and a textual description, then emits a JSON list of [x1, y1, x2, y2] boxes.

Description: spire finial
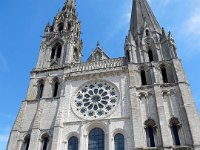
[[96, 41, 100, 47]]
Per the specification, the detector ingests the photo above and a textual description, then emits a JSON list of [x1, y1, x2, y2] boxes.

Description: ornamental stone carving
[[71, 80, 120, 120]]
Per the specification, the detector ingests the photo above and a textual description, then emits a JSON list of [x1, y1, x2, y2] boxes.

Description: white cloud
[[184, 0, 200, 36], [185, 13, 200, 35], [0, 135, 8, 142], [103, 1, 131, 42]]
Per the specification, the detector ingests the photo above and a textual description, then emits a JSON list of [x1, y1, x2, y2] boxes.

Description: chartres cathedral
[[7, 0, 200, 150]]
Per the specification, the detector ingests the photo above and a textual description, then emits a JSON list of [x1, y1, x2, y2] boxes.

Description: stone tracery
[[72, 81, 119, 119]]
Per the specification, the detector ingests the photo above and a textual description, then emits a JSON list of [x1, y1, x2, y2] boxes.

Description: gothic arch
[[57, 22, 64, 32], [144, 118, 157, 128], [40, 132, 50, 139], [66, 132, 80, 141], [52, 77, 60, 97], [84, 122, 108, 135], [112, 128, 127, 138], [144, 118, 157, 147], [169, 117, 182, 146], [169, 117, 181, 127], [48, 38, 64, 47], [37, 79, 45, 99]]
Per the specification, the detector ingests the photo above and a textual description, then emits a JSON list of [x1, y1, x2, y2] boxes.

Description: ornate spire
[[66, 0, 75, 7], [130, 0, 162, 35]]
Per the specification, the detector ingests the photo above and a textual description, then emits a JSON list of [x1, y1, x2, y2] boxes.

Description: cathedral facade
[[7, 0, 200, 150]]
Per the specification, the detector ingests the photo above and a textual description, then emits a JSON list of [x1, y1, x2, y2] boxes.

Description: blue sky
[[0, 0, 200, 149]]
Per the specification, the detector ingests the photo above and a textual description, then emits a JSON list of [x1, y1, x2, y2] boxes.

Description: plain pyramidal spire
[[130, 0, 162, 35]]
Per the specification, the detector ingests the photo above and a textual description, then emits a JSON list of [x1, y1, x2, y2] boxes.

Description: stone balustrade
[[70, 57, 127, 73]]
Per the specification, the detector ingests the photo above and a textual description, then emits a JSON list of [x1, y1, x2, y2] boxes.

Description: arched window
[[148, 49, 154, 62], [114, 133, 125, 150], [141, 70, 147, 85], [38, 80, 44, 99], [145, 119, 157, 147], [58, 22, 64, 32], [68, 136, 78, 150], [88, 128, 104, 150], [51, 43, 62, 60], [41, 134, 49, 150], [53, 80, 59, 97], [23, 135, 30, 150], [161, 66, 168, 83], [170, 117, 181, 146]]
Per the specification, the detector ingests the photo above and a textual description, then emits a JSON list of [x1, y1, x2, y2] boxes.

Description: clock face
[[72, 81, 119, 120]]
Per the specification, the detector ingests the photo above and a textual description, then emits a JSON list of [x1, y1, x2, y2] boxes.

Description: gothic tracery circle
[[72, 81, 119, 120]]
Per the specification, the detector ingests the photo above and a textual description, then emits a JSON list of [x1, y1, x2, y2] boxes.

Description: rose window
[[72, 81, 119, 119]]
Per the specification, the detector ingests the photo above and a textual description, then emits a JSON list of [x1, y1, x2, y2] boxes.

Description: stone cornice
[[63, 117, 130, 126]]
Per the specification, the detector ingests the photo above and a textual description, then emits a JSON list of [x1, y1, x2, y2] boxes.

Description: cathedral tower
[[7, 0, 200, 150]]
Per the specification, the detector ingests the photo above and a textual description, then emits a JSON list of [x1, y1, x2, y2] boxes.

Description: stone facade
[[7, 0, 200, 150]]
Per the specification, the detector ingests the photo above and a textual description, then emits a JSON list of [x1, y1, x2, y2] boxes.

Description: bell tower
[[126, 0, 200, 149], [36, 0, 82, 69]]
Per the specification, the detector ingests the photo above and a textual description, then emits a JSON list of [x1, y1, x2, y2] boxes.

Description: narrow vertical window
[[141, 70, 147, 85], [161, 66, 168, 83], [24, 135, 30, 150], [171, 125, 181, 146], [170, 117, 181, 146], [146, 30, 149, 37], [68, 136, 78, 150], [56, 45, 61, 59], [53, 81, 59, 97], [42, 136, 49, 150], [38, 80, 44, 99], [148, 49, 154, 62], [146, 127, 155, 147], [114, 133, 125, 150], [51, 47, 56, 59], [126, 50, 130, 62], [145, 119, 157, 147]]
